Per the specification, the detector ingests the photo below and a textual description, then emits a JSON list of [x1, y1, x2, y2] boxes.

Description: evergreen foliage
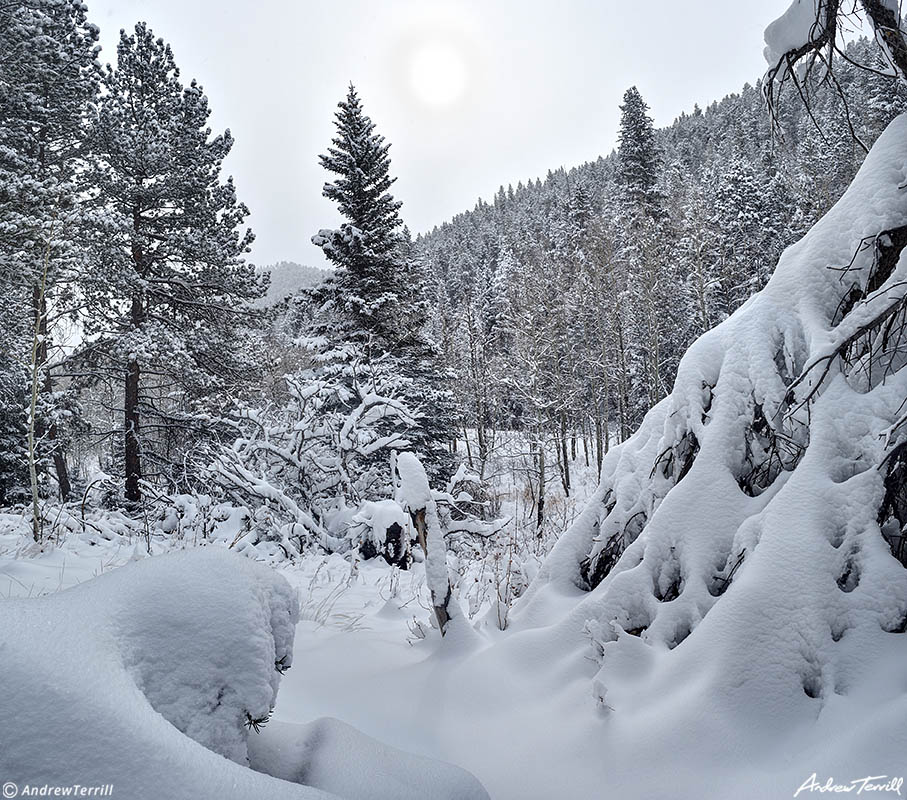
[[82, 23, 262, 501], [417, 35, 907, 488], [0, 0, 101, 501], [309, 84, 458, 487]]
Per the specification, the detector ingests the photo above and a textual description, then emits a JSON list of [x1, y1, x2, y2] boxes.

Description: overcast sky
[[88, 0, 793, 269]]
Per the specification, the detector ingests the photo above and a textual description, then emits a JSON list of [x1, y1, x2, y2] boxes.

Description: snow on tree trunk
[[394, 451, 458, 635], [514, 116, 907, 759]]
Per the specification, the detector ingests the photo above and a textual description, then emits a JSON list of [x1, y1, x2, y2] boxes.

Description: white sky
[[89, 0, 794, 268]]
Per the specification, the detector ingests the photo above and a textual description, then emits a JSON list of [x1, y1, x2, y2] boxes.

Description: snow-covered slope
[[513, 113, 907, 782], [255, 261, 328, 307]]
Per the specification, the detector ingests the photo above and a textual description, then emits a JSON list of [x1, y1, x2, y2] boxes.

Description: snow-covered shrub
[[0, 550, 301, 792], [207, 371, 415, 555]]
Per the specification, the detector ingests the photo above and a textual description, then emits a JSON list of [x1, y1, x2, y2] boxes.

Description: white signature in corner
[[795, 773, 905, 797]]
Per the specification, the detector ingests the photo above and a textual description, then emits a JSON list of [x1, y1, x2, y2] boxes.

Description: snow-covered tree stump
[[394, 451, 457, 635]]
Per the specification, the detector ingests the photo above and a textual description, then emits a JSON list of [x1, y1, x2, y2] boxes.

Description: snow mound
[[0, 549, 488, 799], [516, 114, 907, 775], [249, 718, 490, 800]]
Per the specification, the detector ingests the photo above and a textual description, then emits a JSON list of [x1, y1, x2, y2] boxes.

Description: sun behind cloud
[[408, 39, 469, 110]]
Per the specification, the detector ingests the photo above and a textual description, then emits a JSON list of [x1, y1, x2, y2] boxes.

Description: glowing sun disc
[[409, 40, 468, 109]]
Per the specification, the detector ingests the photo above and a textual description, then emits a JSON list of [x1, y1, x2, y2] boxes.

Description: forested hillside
[[419, 33, 907, 484]]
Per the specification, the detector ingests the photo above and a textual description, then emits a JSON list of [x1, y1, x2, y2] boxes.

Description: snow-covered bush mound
[[0, 549, 488, 799], [516, 115, 907, 771]]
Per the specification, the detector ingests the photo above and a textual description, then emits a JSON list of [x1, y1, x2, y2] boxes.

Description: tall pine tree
[[84, 23, 262, 502], [0, 0, 100, 502], [614, 86, 678, 417], [310, 84, 458, 486]]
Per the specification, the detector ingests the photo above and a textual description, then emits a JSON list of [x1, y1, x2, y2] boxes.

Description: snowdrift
[[0, 549, 488, 800], [514, 114, 907, 783]]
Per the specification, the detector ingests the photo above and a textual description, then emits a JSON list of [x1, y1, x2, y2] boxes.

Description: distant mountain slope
[[255, 261, 328, 307]]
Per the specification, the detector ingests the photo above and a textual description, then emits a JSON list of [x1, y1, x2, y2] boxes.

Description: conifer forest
[[3, 2, 907, 799]]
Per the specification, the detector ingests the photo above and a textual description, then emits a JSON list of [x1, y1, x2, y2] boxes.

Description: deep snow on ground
[[0, 547, 488, 800], [5, 538, 900, 800], [264, 115, 907, 799]]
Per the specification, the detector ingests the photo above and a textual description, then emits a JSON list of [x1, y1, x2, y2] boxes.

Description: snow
[[351, 498, 409, 552], [394, 451, 464, 634], [4, 111, 907, 800], [764, 0, 821, 69], [248, 718, 489, 800], [510, 112, 907, 793], [247, 113, 907, 798], [0, 549, 322, 799], [0, 548, 488, 799]]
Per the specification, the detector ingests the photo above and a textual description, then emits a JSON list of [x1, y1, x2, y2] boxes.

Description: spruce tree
[[614, 86, 677, 417], [313, 84, 409, 343], [84, 23, 261, 502], [616, 86, 664, 220], [311, 84, 458, 486]]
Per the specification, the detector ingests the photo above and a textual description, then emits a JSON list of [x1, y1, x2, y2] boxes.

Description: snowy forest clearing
[[4, 0, 907, 797]]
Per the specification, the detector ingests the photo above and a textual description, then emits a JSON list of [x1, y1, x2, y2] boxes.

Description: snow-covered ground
[[0, 543, 489, 800], [5, 533, 897, 800]]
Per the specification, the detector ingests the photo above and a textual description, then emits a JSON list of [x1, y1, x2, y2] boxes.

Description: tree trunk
[[536, 432, 546, 535], [395, 452, 456, 636], [27, 232, 55, 541], [411, 507, 451, 633], [126, 204, 146, 504], [595, 415, 604, 476], [559, 412, 571, 496], [48, 427, 71, 501], [124, 293, 143, 504], [616, 320, 630, 441], [30, 282, 72, 501], [462, 422, 473, 469], [27, 291, 43, 542]]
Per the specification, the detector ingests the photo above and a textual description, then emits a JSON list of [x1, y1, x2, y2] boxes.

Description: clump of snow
[[764, 0, 821, 69], [0, 549, 318, 798], [0, 548, 490, 799], [350, 498, 409, 554], [112, 550, 299, 762]]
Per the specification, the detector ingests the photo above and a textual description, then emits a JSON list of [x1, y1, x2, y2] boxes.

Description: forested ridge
[[418, 32, 907, 486]]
